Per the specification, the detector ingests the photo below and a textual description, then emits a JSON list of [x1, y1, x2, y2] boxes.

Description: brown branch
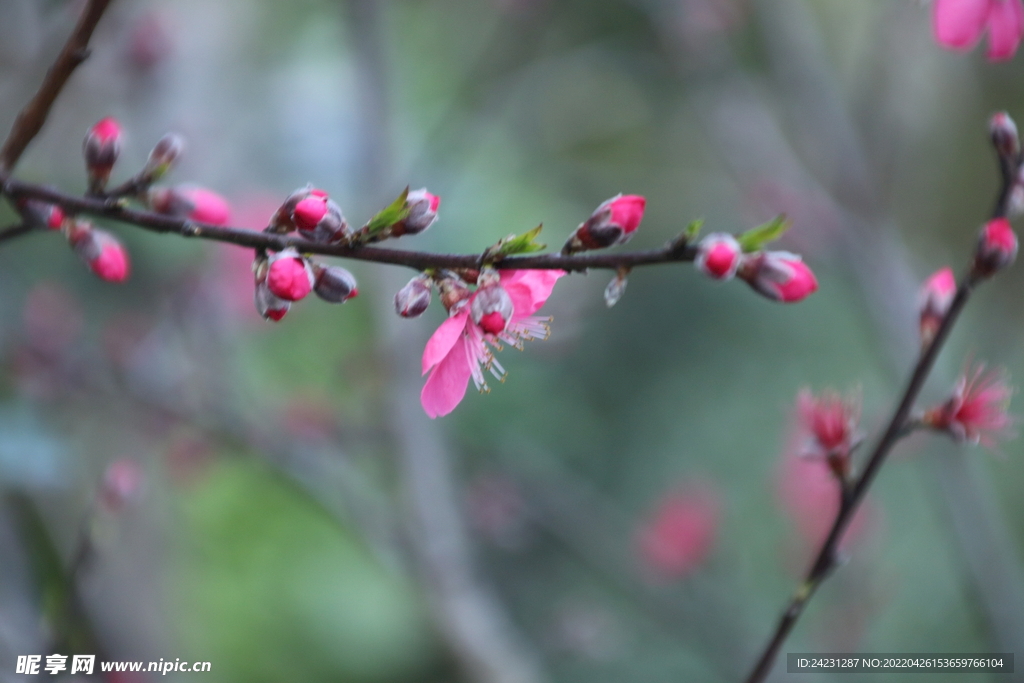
[[0, 223, 32, 244], [0, 0, 114, 174], [2, 178, 697, 272], [745, 143, 1016, 681], [745, 278, 974, 683]]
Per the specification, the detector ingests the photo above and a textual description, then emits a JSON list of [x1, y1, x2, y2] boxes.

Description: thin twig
[[1, 178, 697, 272], [0, 223, 32, 244], [745, 142, 1014, 681], [745, 279, 974, 683], [0, 0, 113, 174]]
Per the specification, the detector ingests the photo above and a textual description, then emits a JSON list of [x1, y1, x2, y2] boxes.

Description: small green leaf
[[483, 224, 547, 262], [364, 187, 411, 235], [737, 215, 790, 253], [683, 218, 704, 243]]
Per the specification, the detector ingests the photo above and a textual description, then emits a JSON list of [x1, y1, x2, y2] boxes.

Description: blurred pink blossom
[[933, 0, 1024, 61], [636, 482, 719, 581]]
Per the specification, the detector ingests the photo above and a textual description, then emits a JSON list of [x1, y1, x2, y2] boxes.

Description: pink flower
[[420, 269, 564, 418], [695, 233, 742, 280], [562, 194, 647, 254], [636, 483, 719, 581], [933, 0, 1024, 61], [919, 267, 957, 345], [266, 250, 313, 301], [796, 388, 861, 478], [740, 250, 818, 303], [148, 185, 232, 225], [924, 363, 1015, 446], [974, 217, 1018, 276]]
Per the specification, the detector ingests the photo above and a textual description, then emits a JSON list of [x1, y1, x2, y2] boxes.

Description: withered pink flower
[[924, 363, 1015, 446], [636, 483, 719, 581], [933, 0, 1024, 61], [420, 269, 563, 418]]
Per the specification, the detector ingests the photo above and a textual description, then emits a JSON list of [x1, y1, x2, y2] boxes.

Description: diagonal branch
[[0, 0, 114, 174]]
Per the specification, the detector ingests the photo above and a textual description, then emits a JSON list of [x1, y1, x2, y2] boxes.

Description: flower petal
[[421, 335, 473, 418], [422, 310, 469, 375], [934, 0, 991, 49], [500, 269, 565, 317], [986, 0, 1024, 60]]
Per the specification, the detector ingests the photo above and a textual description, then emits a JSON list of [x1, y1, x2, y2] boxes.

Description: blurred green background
[[1, 1, 1024, 681]]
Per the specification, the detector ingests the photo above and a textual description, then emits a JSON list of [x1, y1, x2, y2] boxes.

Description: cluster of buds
[[253, 248, 357, 322], [270, 186, 349, 243], [692, 231, 817, 304], [81, 116, 231, 226]]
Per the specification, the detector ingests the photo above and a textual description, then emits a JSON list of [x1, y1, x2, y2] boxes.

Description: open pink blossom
[[933, 0, 1024, 61], [420, 269, 564, 418], [924, 363, 1015, 446]]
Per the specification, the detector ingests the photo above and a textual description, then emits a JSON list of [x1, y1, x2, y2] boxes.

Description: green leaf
[[483, 224, 546, 261], [364, 187, 411, 235], [737, 215, 790, 253], [683, 218, 704, 243]]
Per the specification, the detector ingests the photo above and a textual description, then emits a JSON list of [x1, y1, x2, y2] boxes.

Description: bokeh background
[[1, 0, 1023, 681]]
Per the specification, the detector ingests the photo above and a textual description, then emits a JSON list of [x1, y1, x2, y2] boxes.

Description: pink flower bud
[[142, 132, 184, 182], [83, 117, 123, 191], [919, 267, 957, 346], [562, 194, 646, 254], [740, 251, 818, 303], [439, 275, 472, 313], [393, 188, 440, 237], [991, 111, 1021, 160], [148, 185, 231, 225], [18, 199, 65, 230], [974, 217, 1018, 277], [312, 263, 359, 303], [69, 224, 130, 282], [100, 458, 144, 513], [395, 275, 432, 317], [271, 186, 348, 242], [695, 233, 742, 280], [266, 249, 314, 301], [254, 280, 291, 321]]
